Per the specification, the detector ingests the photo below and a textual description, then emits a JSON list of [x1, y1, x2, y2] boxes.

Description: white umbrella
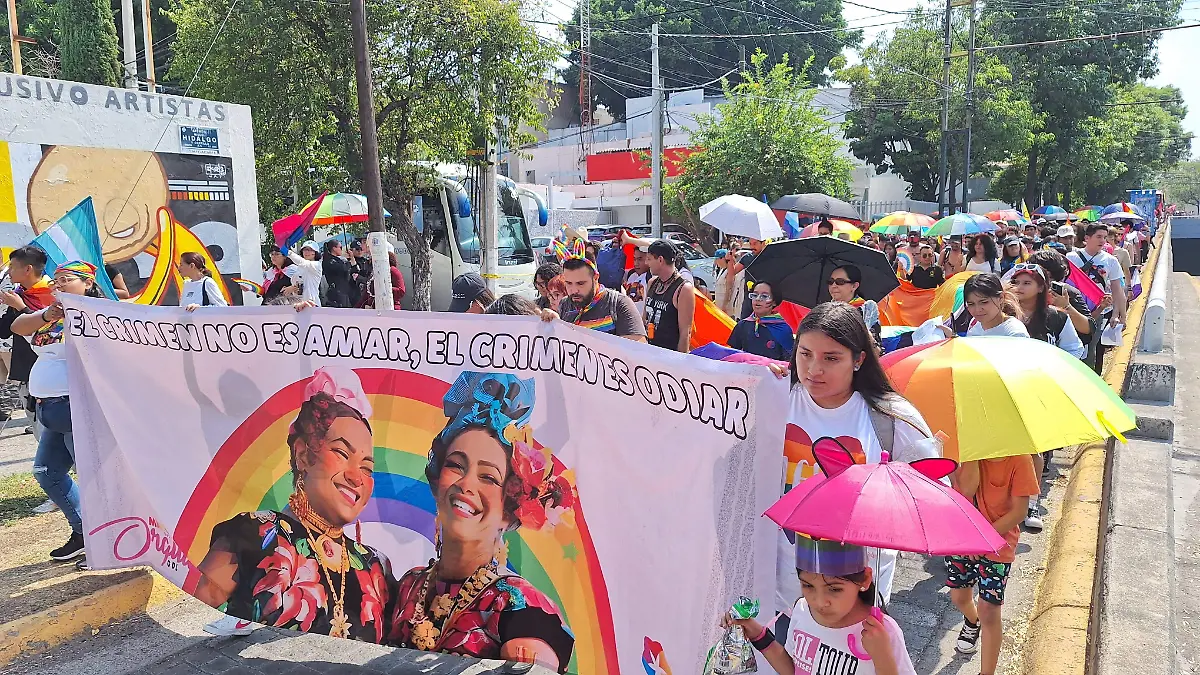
[[699, 195, 785, 240], [1099, 211, 1145, 223]]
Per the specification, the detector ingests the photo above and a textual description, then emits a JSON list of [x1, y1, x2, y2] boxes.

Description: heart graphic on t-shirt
[[783, 424, 865, 489]]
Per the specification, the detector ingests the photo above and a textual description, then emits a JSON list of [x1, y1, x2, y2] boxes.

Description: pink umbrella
[[764, 437, 1005, 556]]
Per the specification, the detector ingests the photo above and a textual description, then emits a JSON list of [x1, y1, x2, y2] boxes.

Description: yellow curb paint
[[1022, 227, 1168, 675], [0, 569, 185, 667]]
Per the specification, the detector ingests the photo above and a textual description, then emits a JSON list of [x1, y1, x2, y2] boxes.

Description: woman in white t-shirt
[[179, 252, 229, 311], [952, 273, 1029, 338], [12, 261, 105, 564], [964, 234, 999, 274], [286, 240, 325, 306], [726, 539, 916, 675], [774, 302, 939, 636]]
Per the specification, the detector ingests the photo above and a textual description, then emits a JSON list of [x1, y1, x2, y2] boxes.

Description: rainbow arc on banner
[[172, 368, 618, 674]]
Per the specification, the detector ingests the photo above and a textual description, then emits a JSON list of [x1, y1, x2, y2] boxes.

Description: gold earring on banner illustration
[[356, 520, 362, 545]]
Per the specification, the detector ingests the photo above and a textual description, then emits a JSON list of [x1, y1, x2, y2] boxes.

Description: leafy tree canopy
[[665, 50, 854, 249], [564, 0, 860, 119]]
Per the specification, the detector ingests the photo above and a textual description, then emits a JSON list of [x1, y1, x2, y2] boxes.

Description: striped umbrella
[[799, 219, 864, 241], [300, 193, 392, 226], [984, 209, 1029, 226], [870, 211, 936, 234], [1033, 205, 1071, 221], [926, 213, 997, 236], [881, 336, 1136, 462]]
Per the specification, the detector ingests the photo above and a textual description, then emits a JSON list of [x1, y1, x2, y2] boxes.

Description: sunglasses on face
[[748, 292, 774, 302], [827, 278, 855, 286]]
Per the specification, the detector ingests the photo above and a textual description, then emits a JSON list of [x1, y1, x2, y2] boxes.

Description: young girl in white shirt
[[960, 274, 1028, 337], [179, 252, 228, 311], [726, 539, 917, 675]]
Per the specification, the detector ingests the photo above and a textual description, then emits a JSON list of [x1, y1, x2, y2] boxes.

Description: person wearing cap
[[621, 244, 652, 316], [1067, 221, 1126, 372], [11, 261, 108, 565], [998, 236, 1026, 275], [447, 272, 495, 313], [725, 538, 917, 675], [286, 240, 325, 306], [1055, 224, 1077, 252]]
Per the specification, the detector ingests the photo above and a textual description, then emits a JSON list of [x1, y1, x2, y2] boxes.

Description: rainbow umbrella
[[300, 193, 392, 226], [926, 213, 996, 236], [1073, 207, 1102, 222], [880, 336, 1136, 462], [984, 209, 1029, 226], [799, 219, 864, 241], [928, 271, 979, 320], [870, 211, 935, 234]]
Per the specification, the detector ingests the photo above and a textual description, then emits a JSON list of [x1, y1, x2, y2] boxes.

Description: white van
[[393, 167, 544, 310]]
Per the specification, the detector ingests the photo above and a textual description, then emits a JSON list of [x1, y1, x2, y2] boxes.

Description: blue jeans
[[33, 397, 82, 534]]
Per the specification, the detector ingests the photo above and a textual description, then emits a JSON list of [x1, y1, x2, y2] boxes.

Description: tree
[[169, 0, 556, 309], [563, 0, 859, 119], [1, 0, 61, 77], [1162, 161, 1200, 214], [982, 0, 1183, 205], [664, 51, 853, 251], [57, 0, 124, 86], [837, 9, 1040, 201]]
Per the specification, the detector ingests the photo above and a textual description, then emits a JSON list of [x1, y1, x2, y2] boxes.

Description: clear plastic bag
[[703, 597, 759, 674]]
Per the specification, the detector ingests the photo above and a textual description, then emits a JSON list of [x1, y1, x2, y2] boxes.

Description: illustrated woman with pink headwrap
[[195, 367, 392, 643]]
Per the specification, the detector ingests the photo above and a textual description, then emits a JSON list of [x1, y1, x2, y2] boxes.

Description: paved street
[[1172, 274, 1200, 675], [0, 412, 36, 478]]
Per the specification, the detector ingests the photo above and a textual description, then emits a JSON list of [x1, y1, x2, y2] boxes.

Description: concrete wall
[[0, 74, 260, 304]]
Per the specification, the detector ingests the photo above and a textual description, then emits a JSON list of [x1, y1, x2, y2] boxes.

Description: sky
[[843, 0, 1200, 153]]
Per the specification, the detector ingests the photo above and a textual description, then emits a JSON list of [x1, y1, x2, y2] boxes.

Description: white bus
[[394, 167, 544, 310]]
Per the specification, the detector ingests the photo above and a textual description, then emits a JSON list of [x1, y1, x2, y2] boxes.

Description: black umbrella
[[771, 193, 861, 221], [745, 237, 899, 308]]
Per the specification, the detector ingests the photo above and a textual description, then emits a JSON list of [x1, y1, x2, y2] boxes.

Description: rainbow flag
[[272, 192, 326, 250], [1066, 260, 1106, 310]]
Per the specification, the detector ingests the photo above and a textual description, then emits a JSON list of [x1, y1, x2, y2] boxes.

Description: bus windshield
[[451, 179, 535, 266]]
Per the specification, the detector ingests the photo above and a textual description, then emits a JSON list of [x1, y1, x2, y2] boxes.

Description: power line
[[977, 21, 1200, 50]]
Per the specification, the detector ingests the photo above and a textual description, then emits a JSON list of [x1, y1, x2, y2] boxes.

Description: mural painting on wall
[[0, 142, 241, 305]]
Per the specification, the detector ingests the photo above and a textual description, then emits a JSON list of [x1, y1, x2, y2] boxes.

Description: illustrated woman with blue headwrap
[[387, 372, 575, 672]]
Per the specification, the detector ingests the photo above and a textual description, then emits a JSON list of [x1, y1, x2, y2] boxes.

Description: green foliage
[[168, 0, 556, 308], [564, 0, 860, 119], [665, 51, 853, 248], [836, 9, 1039, 201], [1159, 161, 1200, 212], [57, 0, 124, 86]]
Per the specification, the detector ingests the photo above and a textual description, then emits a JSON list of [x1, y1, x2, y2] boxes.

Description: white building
[[503, 87, 919, 228]]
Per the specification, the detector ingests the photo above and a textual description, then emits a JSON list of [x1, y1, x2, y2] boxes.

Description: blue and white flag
[[31, 197, 118, 300]]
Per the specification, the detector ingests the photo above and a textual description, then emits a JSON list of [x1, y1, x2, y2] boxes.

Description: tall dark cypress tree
[[57, 0, 123, 86]]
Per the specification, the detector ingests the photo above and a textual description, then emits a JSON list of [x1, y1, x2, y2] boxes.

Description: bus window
[[497, 183, 534, 265], [419, 190, 451, 258]]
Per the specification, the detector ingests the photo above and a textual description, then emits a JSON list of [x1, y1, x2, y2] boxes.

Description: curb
[[1022, 228, 1167, 675], [0, 567, 185, 667]]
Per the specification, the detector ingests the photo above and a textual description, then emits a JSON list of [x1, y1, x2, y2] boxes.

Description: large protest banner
[[62, 296, 788, 674]]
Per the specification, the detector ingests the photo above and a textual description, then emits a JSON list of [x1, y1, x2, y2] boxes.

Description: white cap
[[1056, 225, 1075, 239], [301, 239, 319, 252]]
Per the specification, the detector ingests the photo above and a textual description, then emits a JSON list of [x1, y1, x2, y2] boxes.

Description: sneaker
[[1042, 450, 1053, 476], [955, 619, 981, 654], [75, 557, 90, 571], [50, 532, 85, 561], [1025, 506, 1044, 531], [33, 499, 59, 514], [204, 615, 256, 637]]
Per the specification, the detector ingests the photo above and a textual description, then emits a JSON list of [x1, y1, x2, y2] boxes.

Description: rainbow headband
[[550, 231, 597, 274], [56, 260, 97, 282]]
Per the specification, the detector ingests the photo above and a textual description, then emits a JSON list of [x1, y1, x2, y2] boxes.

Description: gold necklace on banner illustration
[[289, 490, 352, 638], [407, 557, 500, 651]]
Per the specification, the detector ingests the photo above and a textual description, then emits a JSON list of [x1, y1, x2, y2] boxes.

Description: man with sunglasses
[[908, 244, 945, 289]]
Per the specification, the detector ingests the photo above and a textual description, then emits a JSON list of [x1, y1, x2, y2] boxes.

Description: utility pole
[[141, 0, 155, 90], [7, 0, 22, 75], [120, 0, 137, 88], [650, 22, 664, 237], [962, 0, 977, 214], [938, 0, 952, 215], [349, 0, 392, 311], [481, 127, 499, 295]]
